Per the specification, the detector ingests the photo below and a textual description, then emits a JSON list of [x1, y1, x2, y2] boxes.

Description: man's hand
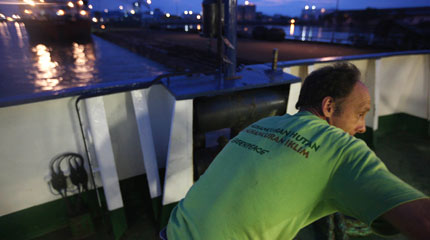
[[382, 198, 430, 240]]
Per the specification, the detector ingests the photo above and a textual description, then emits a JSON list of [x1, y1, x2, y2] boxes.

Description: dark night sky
[[1, 0, 430, 17], [91, 0, 430, 17]]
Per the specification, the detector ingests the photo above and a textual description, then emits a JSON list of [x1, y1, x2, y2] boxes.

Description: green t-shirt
[[167, 111, 427, 240]]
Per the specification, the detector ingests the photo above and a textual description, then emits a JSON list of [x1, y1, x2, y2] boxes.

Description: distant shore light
[[119, 5, 123, 10], [184, 10, 188, 15], [92, 17, 98, 22], [147, 0, 151, 4], [67, 2, 74, 8], [100, 24, 105, 29], [130, 9, 135, 14], [189, 10, 193, 14], [321, 8, 326, 13], [56, 9, 65, 16], [24, 0, 36, 6], [104, 9, 108, 13], [245, 1, 249, 5], [304, 5, 309, 10], [79, 10, 87, 16], [311, 5, 316, 10], [290, 19, 295, 24], [196, 15, 201, 20], [24, 9, 33, 14], [88, 4, 93, 9], [166, 13, 170, 17], [77, 0, 84, 6]]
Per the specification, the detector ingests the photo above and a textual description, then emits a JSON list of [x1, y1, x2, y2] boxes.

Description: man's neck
[[299, 107, 326, 121]]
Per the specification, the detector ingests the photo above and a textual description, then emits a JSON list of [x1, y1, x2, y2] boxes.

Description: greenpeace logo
[[231, 138, 270, 155]]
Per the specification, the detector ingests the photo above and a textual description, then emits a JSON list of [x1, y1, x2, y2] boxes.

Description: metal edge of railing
[[276, 49, 430, 68], [1, 50, 429, 108], [0, 71, 217, 108]]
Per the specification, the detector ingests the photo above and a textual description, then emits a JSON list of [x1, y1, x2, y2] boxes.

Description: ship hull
[[23, 19, 91, 42]]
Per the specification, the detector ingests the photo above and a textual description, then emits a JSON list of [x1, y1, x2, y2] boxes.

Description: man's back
[[167, 111, 426, 239]]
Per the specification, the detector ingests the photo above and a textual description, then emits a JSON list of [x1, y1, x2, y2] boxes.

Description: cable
[[75, 97, 102, 208]]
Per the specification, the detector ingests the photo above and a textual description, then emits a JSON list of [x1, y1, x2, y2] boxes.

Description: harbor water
[[0, 22, 167, 99]]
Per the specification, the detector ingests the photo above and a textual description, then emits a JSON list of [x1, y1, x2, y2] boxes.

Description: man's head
[[296, 62, 371, 136]]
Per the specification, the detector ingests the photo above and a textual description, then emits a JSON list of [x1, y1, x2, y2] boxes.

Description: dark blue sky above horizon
[[95, 0, 430, 17], [1, 0, 430, 17]]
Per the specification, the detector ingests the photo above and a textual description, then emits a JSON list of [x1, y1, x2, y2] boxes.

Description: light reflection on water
[[0, 22, 167, 98], [32, 44, 62, 91]]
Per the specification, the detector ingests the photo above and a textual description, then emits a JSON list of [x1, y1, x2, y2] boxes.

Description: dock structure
[[94, 28, 386, 72]]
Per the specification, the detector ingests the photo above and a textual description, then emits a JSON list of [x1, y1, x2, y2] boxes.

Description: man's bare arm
[[382, 198, 430, 240]]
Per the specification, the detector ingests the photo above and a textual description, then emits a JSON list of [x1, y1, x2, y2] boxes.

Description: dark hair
[[295, 62, 361, 113]]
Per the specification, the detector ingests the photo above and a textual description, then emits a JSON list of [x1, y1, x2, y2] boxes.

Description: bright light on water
[[32, 44, 61, 91]]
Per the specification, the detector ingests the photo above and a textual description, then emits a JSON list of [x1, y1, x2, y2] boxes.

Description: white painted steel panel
[[131, 89, 162, 199], [0, 97, 83, 216], [103, 92, 146, 180], [85, 97, 124, 211], [162, 99, 194, 206], [147, 84, 176, 169], [378, 55, 428, 119]]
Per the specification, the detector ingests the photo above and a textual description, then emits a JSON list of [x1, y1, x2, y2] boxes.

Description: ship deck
[[33, 129, 430, 240]]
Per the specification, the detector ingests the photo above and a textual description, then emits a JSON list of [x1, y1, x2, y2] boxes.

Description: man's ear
[[321, 96, 336, 118]]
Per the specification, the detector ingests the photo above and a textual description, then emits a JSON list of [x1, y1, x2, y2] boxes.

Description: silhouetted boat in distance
[[19, 0, 91, 41]]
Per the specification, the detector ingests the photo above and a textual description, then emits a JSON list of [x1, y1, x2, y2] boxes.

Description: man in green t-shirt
[[166, 63, 430, 239]]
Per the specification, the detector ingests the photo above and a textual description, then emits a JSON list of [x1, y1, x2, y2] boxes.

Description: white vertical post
[[162, 99, 194, 206], [425, 54, 430, 125], [362, 59, 377, 130], [85, 96, 124, 211], [373, 59, 381, 131], [283, 67, 301, 115], [131, 89, 162, 199]]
